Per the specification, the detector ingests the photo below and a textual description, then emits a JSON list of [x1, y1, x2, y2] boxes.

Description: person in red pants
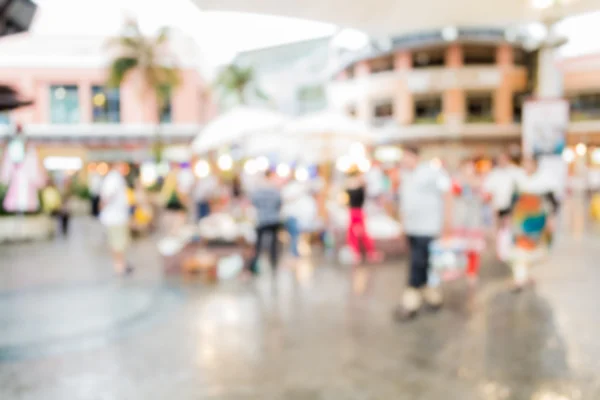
[[345, 167, 383, 264]]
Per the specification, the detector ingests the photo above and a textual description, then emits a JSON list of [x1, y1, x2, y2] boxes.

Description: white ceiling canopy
[[191, 0, 600, 36]]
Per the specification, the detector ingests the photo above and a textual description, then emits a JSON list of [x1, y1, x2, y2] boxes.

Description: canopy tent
[[191, 106, 288, 154], [192, 0, 600, 36], [245, 110, 373, 164]]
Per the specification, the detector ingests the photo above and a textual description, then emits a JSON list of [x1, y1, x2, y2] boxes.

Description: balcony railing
[[466, 115, 494, 124], [570, 112, 600, 122], [413, 115, 443, 125]]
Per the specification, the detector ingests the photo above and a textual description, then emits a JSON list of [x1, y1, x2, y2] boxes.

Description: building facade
[[326, 28, 532, 163], [0, 33, 215, 162]]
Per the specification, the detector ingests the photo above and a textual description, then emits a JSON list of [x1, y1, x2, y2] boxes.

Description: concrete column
[[78, 81, 92, 123], [36, 82, 50, 123], [394, 51, 413, 125], [444, 44, 464, 126], [496, 44, 514, 67], [443, 89, 465, 125], [494, 44, 514, 125], [536, 45, 563, 98], [445, 44, 463, 68], [494, 78, 513, 125]]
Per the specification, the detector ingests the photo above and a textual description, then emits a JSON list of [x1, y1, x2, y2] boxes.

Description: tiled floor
[[0, 217, 599, 399]]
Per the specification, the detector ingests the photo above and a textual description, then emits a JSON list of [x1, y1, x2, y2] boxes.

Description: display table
[[162, 238, 253, 277], [0, 214, 55, 243]]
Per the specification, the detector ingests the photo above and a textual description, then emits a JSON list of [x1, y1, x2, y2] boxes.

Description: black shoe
[[393, 306, 418, 322], [123, 264, 135, 276]]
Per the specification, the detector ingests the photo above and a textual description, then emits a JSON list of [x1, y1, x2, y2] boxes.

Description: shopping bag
[[428, 237, 468, 287]]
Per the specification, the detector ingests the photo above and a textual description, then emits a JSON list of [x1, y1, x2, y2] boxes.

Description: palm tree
[[106, 19, 181, 162], [214, 64, 268, 106]]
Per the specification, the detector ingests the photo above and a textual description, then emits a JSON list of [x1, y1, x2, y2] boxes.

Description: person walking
[[509, 156, 559, 291], [453, 159, 487, 283], [88, 170, 103, 218], [345, 167, 382, 264], [248, 170, 282, 275], [281, 176, 306, 258], [100, 162, 133, 275], [394, 147, 453, 321], [483, 152, 522, 229]]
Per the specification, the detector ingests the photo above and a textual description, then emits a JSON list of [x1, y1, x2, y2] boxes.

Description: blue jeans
[[286, 217, 301, 257], [196, 201, 210, 222]]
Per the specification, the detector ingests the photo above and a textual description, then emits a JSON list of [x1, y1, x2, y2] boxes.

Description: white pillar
[[536, 44, 563, 98], [530, 25, 569, 198]]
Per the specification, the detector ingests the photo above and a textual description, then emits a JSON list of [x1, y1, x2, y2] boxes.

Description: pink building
[[0, 32, 215, 162]]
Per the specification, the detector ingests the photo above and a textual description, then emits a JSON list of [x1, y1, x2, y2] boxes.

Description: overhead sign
[[522, 99, 568, 156]]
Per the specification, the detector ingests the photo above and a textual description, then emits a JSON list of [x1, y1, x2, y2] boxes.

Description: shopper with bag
[[394, 147, 453, 321], [509, 156, 559, 291], [453, 159, 487, 283], [483, 152, 522, 260]]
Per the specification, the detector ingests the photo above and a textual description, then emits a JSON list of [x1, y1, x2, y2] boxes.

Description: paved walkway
[[0, 217, 599, 399]]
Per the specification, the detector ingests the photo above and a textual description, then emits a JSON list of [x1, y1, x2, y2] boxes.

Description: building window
[[370, 55, 394, 74], [374, 100, 393, 118], [414, 96, 442, 124], [466, 93, 494, 123], [413, 47, 445, 68], [373, 99, 393, 126], [159, 87, 173, 123], [463, 45, 496, 65], [513, 48, 529, 66], [297, 85, 326, 114], [0, 113, 10, 125], [569, 92, 600, 121], [50, 85, 79, 124], [92, 86, 120, 123], [513, 92, 528, 123]]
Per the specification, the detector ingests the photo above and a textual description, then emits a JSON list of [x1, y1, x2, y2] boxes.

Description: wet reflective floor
[[1, 216, 599, 399]]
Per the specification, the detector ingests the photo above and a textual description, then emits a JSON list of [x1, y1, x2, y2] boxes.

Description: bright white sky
[[31, 0, 336, 76], [30, 0, 600, 75]]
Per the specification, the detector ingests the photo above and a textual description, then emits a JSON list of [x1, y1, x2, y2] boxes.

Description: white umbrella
[[281, 110, 373, 163], [191, 106, 288, 154]]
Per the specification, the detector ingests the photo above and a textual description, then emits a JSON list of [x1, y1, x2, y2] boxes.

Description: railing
[[0, 123, 203, 139], [465, 115, 494, 124]]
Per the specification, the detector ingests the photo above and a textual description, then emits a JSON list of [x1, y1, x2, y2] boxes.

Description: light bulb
[[218, 154, 233, 171], [276, 163, 291, 178], [575, 143, 587, 157], [194, 160, 210, 177], [295, 167, 309, 181]]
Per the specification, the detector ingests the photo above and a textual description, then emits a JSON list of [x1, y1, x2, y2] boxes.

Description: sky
[[30, 0, 336, 76], [29, 0, 600, 75]]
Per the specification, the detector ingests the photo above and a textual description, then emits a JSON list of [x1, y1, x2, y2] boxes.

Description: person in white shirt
[[366, 161, 386, 200], [483, 152, 523, 227], [395, 147, 452, 321], [282, 178, 310, 258], [100, 162, 132, 275]]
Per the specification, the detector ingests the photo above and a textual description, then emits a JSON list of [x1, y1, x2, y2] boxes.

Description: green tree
[[106, 19, 181, 162], [214, 64, 268, 106]]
